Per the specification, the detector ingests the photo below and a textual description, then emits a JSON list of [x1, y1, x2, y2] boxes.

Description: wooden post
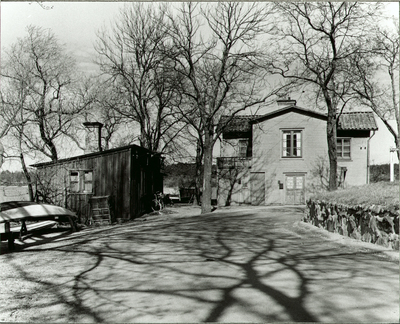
[[390, 148, 396, 182], [19, 220, 28, 241], [68, 216, 77, 232], [5, 222, 15, 250]]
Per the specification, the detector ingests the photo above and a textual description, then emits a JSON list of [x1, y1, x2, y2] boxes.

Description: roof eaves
[[251, 106, 327, 124], [337, 112, 378, 131], [31, 144, 157, 168]]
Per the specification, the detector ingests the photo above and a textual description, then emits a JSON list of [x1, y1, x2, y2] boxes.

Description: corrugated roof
[[337, 112, 377, 130], [31, 144, 156, 168]]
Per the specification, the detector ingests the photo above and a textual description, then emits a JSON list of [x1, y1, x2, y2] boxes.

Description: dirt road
[[0, 206, 398, 322]]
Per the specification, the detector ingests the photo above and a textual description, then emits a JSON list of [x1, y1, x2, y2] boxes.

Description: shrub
[[370, 164, 399, 182], [310, 181, 399, 210]]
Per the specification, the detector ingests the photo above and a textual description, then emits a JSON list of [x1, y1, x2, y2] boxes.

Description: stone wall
[[304, 199, 399, 250]]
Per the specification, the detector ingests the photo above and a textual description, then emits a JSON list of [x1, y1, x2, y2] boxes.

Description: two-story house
[[217, 99, 378, 206]]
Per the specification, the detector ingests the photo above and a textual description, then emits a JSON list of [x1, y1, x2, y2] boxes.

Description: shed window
[[239, 139, 248, 158], [282, 130, 302, 158], [84, 171, 93, 193], [337, 138, 351, 159], [69, 170, 93, 193], [70, 171, 80, 193]]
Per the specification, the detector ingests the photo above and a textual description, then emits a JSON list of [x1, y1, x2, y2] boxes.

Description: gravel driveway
[[0, 205, 398, 322]]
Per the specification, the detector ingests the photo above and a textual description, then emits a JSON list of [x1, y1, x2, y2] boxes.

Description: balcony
[[217, 157, 251, 170]]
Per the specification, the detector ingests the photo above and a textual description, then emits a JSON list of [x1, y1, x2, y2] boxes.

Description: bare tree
[[269, 2, 382, 190], [167, 2, 291, 213], [351, 19, 399, 160], [1, 25, 86, 162], [95, 3, 184, 153], [0, 78, 35, 200], [76, 78, 131, 151]]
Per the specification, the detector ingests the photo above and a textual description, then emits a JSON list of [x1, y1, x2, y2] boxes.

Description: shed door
[[285, 174, 305, 205], [250, 172, 265, 205]]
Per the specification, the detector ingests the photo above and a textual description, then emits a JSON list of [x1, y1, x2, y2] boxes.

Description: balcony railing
[[217, 157, 251, 169]]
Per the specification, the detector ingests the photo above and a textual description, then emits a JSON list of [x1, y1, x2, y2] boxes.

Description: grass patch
[[310, 182, 399, 210]]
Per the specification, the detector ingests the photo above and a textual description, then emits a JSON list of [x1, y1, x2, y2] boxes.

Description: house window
[[239, 139, 248, 158], [69, 170, 93, 193], [282, 130, 302, 158], [337, 138, 351, 159]]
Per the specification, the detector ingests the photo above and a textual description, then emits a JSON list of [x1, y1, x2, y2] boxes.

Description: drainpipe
[[366, 130, 375, 184]]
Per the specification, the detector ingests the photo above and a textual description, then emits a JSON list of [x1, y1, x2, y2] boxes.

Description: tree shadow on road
[[1, 207, 398, 322]]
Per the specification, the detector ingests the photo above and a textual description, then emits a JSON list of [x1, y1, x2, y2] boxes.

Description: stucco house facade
[[217, 100, 378, 206]]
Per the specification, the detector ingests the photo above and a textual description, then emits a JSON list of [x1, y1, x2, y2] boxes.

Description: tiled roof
[[218, 115, 261, 133], [337, 112, 377, 130], [252, 106, 327, 123], [219, 110, 377, 134]]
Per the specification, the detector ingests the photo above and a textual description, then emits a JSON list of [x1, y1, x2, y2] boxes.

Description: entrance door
[[285, 174, 305, 205], [250, 172, 265, 205]]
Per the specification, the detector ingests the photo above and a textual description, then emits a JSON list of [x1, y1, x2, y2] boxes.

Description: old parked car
[[0, 201, 78, 250]]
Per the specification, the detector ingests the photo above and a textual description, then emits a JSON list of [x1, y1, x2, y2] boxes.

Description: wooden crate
[[90, 196, 112, 225]]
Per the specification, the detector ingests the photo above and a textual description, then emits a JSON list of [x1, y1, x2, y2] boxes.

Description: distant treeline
[[163, 163, 217, 189], [0, 163, 397, 187]]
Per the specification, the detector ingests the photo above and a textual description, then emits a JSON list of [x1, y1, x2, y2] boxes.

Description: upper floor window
[[69, 170, 93, 194], [337, 138, 351, 159], [282, 130, 302, 158], [239, 139, 248, 158]]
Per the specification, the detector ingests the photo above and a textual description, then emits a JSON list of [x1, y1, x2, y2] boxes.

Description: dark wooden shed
[[31, 144, 163, 224]]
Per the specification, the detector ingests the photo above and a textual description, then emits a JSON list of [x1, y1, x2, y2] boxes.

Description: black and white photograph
[[0, 1, 399, 322]]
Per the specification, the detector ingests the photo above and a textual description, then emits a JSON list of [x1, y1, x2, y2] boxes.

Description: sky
[[2, 1, 398, 74], [0, 1, 399, 171], [1, 1, 127, 74]]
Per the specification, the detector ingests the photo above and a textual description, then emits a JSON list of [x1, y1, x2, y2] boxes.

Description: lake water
[[0, 186, 30, 203]]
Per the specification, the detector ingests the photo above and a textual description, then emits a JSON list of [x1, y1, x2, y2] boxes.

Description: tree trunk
[[194, 140, 203, 206], [396, 130, 400, 162], [388, 67, 400, 161], [20, 153, 34, 201], [201, 127, 214, 214], [325, 93, 338, 191], [327, 122, 338, 191]]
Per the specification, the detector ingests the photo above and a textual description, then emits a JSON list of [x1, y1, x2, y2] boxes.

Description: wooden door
[[285, 174, 305, 205], [250, 172, 265, 205]]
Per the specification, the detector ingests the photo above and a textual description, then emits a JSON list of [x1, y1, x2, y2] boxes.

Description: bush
[[310, 181, 399, 210], [370, 164, 399, 182]]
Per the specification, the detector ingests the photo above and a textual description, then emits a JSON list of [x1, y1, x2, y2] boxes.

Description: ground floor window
[[69, 170, 93, 193]]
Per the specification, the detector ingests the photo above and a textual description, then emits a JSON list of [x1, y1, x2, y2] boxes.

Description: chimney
[[83, 122, 103, 154], [277, 96, 296, 107]]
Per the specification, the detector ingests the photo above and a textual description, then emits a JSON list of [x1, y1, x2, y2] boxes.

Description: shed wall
[[35, 146, 162, 223]]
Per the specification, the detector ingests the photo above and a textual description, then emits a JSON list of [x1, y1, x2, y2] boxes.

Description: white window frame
[[282, 130, 302, 158], [337, 138, 351, 159], [69, 170, 94, 194], [238, 139, 248, 158]]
